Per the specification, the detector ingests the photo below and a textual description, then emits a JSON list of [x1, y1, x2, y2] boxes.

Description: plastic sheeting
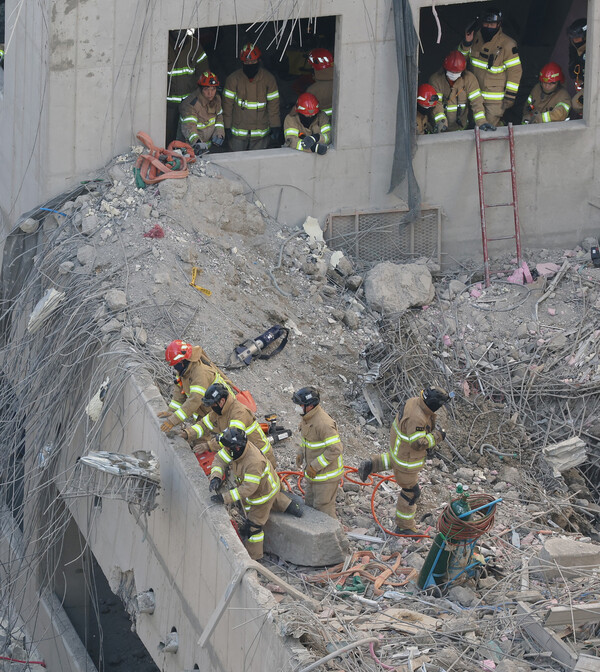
[[389, 0, 421, 222]]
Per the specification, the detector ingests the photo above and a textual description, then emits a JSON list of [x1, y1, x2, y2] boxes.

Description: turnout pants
[[371, 454, 421, 531], [229, 133, 270, 152], [304, 478, 340, 519], [243, 492, 291, 560]]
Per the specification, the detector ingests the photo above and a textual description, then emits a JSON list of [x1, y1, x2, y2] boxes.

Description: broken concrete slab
[[364, 262, 435, 314], [542, 436, 587, 476], [264, 505, 349, 566], [531, 538, 600, 579]]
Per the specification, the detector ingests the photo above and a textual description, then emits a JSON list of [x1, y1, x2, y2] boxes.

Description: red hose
[[0, 656, 46, 668]]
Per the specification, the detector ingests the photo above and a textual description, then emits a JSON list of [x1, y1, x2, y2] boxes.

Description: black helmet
[[203, 383, 229, 407], [567, 18, 587, 41], [422, 387, 451, 412], [481, 6, 502, 23], [292, 386, 320, 406], [219, 427, 247, 459]]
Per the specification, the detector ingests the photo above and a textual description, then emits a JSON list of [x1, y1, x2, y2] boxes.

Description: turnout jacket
[[222, 67, 280, 138], [459, 28, 522, 106], [380, 396, 443, 476], [167, 36, 208, 104], [416, 110, 433, 135], [306, 68, 334, 117], [179, 90, 224, 144], [210, 442, 280, 514], [167, 346, 234, 427], [429, 69, 486, 129], [522, 83, 571, 123], [284, 110, 331, 151], [298, 405, 343, 482], [188, 393, 274, 463]]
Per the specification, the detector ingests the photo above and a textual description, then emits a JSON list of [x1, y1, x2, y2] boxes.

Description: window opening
[[417, 0, 587, 135], [165, 17, 336, 155]]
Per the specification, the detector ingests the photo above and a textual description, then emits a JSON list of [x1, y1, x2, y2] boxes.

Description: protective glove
[[212, 135, 224, 147], [480, 123, 496, 132], [209, 477, 222, 493], [157, 410, 171, 418], [315, 143, 328, 155], [207, 437, 220, 453], [295, 452, 304, 469], [160, 420, 174, 433], [270, 127, 283, 145], [305, 464, 317, 479], [435, 122, 448, 134], [178, 428, 191, 441], [301, 134, 316, 150], [193, 142, 209, 156], [210, 493, 224, 504]]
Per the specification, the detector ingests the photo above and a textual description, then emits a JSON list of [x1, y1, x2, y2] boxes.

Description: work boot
[[285, 500, 304, 518], [395, 526, 419, 536], [357, 459, 373, 483]]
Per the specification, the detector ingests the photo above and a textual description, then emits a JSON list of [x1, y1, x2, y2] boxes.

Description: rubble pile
[[12, 145, 600, 671]]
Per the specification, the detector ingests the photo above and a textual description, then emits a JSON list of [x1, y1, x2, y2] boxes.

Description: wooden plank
[[545, 603, 600, 628], [516, 602, 577, 670]]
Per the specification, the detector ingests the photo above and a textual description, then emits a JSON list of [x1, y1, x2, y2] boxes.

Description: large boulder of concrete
[[531, 538, 600, 579], [364, 262, 435, 314], [264, 505, 349, 566]]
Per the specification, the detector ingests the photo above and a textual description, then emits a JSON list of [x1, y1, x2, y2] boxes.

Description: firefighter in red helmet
[[179, 71, 225, 155], [522, 63, 571, 124], [428, 51, 495, 133], [416, 84, 438, 135], [306, 48, 334, 118], [284, 93, 331, 154], [222, 43, 282, 151]]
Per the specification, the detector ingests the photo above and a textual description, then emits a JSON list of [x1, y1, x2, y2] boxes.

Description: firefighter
[[209, 428, 302, 560], [429, 50, 495, 132], [179, 71, 225, 155], [293, 387, 343, 519], [566, 18, 586, 117], [459, 6, 522, 126], [306, 48, 334, 118], [222, 43, 281, 151], [284, 93, 331, 154], [416, 84, 437, 135], [357, 387, 451, 535], [157, 340, 235, 434], [180, 383, 276, 467], [166, 30, 209, 143], [522, 63, 571, 124]]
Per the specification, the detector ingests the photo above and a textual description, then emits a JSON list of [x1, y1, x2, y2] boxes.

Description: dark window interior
[[418, 0, 588, 125], [166, 17, 336, 149]]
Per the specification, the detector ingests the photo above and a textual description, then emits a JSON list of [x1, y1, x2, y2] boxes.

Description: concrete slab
[[531, 538, 600, 580], [264, 503, 349, 566]]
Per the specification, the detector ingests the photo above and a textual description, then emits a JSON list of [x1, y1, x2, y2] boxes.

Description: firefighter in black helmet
[[567, 18, 587, 117]]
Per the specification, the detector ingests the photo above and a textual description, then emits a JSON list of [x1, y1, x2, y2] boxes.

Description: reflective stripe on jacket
[[167, 38, 208, 103], [284, 110, 331, 150], [429, 69, 486, 129], [522, 83, 571, 123], [179, 90, 224, 143], [222, 67, 280, 134], [299, 405, 344, 482]]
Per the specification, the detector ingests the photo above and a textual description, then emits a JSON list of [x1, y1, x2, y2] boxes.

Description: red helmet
[[417, 84, 439, 109], [308, 48, 334, 71], [165, 340, 192, 366], [539, 62, 564, 84], [198, 71, 219, 87], [240, 43, 261, 62], [296, 93, 320, 116], [443, 50, 466, 74]]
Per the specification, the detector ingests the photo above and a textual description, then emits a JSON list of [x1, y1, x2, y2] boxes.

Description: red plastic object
[[143, 224, 165, 238], [195, 450, 216, 476], [234, 388, 257, 413]]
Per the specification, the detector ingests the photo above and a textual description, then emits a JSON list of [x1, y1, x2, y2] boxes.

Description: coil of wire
[[437, 493, 497, 543]]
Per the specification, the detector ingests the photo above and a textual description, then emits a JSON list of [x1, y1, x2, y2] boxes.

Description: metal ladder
[[474, 122, 522, 287]]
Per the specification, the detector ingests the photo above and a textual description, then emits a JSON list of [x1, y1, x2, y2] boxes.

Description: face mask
[[481, 26, 498, 43], [446, 71, 461, 82], [173, 361, 189, 375], [299, 113, 317, 127], [243, 63, 259, 79], [212, 403, 223, 416], [294, 405, 305, 416]]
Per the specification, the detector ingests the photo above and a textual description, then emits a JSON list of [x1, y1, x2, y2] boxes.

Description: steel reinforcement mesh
[[326, 208, 441, 271]]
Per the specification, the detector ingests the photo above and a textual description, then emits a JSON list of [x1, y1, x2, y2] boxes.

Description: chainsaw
[[224, 325, 289, 369]]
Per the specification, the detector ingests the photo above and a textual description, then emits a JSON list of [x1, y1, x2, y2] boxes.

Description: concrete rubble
[[5, 145, 600, 671]]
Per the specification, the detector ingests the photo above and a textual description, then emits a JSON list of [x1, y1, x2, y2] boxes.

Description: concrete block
[[542, 436, 587, 476], [264, 505, 349, 566], [531, 538, 600, 579]]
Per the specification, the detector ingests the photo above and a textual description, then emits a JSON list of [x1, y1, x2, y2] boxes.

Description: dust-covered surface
[[7, 146, 600, 672]]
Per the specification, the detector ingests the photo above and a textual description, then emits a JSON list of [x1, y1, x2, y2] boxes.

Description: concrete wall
[[0, 0, 599, 265], [52, 369, 302, 672]]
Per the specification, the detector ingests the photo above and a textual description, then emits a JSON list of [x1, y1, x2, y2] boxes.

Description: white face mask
[[446, 70, 461, 81], [294, 405, 305, 416]]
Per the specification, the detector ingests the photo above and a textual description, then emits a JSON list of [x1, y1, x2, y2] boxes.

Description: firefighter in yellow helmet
[[358, 387, 452, 535]]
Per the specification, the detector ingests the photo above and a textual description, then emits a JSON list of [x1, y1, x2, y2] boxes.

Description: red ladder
[[474, 122, 522, 287]]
